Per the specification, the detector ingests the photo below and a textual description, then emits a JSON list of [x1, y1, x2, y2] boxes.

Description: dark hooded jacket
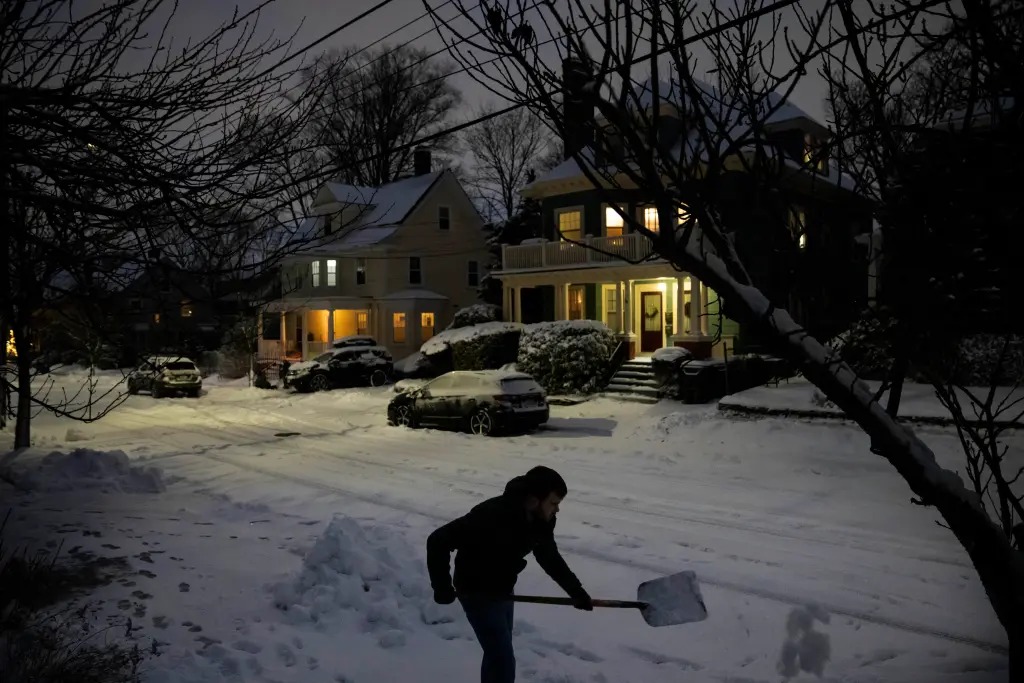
[[426, 475, 585, 599]]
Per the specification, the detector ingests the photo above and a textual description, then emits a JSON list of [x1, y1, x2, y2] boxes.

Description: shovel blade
[[637, 570, 708, 627]]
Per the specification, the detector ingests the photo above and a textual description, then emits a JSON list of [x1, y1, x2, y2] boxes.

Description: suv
[[287, 345, 393, 392], [127, 356, 202, 398], [387, 370, 548, 436]]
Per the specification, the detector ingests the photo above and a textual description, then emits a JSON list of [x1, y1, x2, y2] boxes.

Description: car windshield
[[500, 378, 543, 395], [163, 361, 195, 371]]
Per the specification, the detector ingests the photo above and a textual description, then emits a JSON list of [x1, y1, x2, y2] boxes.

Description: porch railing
[[501, 233, 657, 271]]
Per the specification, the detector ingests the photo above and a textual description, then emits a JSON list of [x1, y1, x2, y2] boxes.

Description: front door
[[640, 291, 663, 352]]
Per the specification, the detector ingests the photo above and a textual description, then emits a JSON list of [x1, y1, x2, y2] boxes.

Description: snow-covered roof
[[316, 171, 444, 234], [379, 288, 449, 301]]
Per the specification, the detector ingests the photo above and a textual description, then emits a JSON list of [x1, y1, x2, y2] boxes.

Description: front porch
[[500, 266, 736, 360], [258, 305, 372, 362]]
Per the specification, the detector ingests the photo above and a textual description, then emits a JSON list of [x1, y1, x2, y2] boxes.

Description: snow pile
[[270, 515, 465, 647], [652, 346, 693, 363], [393, 351, 431, 376], [1, 448, 166, 493], [777, 604, 831, 679], [421, 321, 522, 357]]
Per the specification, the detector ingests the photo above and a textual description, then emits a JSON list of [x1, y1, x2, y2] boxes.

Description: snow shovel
[[512, 570, 708, 627]]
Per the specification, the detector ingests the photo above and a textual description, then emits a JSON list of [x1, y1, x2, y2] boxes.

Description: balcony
[[500, 233, 659, 272]]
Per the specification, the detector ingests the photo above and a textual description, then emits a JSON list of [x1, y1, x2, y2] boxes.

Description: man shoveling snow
[[426, 466, 593, 683]]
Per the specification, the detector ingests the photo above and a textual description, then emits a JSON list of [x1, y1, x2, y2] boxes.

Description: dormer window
[[788, 206, 808, 250], [803, 133, 828, 173]]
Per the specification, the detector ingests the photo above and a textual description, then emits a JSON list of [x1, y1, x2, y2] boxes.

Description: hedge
[[516, 320, 616, 395]]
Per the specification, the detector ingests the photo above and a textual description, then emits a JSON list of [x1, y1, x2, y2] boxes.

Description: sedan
[[387, 370, 548, 436]]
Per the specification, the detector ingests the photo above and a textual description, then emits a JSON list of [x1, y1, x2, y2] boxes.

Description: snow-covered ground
[[0, 367, 1014, 682]]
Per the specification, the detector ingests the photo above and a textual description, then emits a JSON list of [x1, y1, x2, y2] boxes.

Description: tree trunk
[[13, 325, 32, 449]]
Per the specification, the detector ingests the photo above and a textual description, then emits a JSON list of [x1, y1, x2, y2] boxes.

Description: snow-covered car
[[387, 370, 548, 436], [392, 378, 430, 394], [331, 335, 378, 349], [286, 346, 392, 392], [127, 356, 202, 398]]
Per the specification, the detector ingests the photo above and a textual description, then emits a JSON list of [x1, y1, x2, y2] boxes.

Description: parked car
[[127, 356, 202, 398], [331, 335, 377, 349], [287, 345, 393, 392], [387, 370, 549, 436]]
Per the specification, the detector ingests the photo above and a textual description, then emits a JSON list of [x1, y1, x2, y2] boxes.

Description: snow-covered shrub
[[452, 329, 521, 370], [828, 316, 896, 380], [917, 334, 1024, 386], [517, 320, 617, 394], [446, 304, 500, 330]]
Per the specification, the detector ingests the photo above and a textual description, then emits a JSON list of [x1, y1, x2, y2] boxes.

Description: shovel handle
[[511, 595, 646, 610]]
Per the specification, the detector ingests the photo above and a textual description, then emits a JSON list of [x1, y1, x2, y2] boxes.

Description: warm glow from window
[[604, 206, 624, 237], [153, 313, 161, 324], [327, 259, 337, 286], [568, 285, 585, 320], [311, 261, 320, 287], [677, 207, 691, 225], [180, 301, 193, 317], [789, 206, 807, 249], [393, 313, 406, 343], [6, 330, 15, 358], [557, 210, 582, 242], [643, 207, 659, 233], [421, 312, 435, 341], [799, 233, 808, 249], [357, 311, 368, 335]]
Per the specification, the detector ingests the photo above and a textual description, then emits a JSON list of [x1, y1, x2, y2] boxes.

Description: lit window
[[438, 206, 450, 230], [409, 257, 422, 285], [643, 207, 659, 233], [393, 313, 406, 343], [356, 258, 366, 285], [568, 285, 585, 320], [788, 206, 807, 250], [557, 209, 582, 242], [467, 260, 479, 287], [153, 313, 161, 324], [311, 261, 320, 287], [327, 259, 337, 286], [677, 206, 691, 225], [803, 133, 828, 172], [356, 311, 368, 335], [421, 312, 435, 341], [180, 301, 193, 318], [604, 206, 624, 237]]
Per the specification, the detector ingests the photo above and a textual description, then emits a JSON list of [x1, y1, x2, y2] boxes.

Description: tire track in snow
[[178, 446, 1008, 657]]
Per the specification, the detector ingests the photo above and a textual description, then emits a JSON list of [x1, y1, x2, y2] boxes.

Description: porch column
[[689, 277, 702, 337], [327, 308, 335, 343], [503, 284, 512, 322], [622, 281, 634, 336], [616, 281, 625, 334], [301, 309, 308, 359], [700, 280, 710, 335], [280, 312, 287, 355], [513, 286, 523, 323], [672, 277, 687, 342]]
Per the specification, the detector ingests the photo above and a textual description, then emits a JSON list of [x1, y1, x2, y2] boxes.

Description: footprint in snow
[[232, 640, 261, 654], [622, 646, 703, 671], [529, 638, 603, 663], [178, 582, 190, 593], [276, 642, 297, 667], [152, 615, 171, 629], [131, 590, 153, 600]]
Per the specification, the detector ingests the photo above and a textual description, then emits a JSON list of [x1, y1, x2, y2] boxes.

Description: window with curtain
[[557, 209, 582, 241]]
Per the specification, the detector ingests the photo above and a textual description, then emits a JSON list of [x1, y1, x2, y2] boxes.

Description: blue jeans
[[459, 596, 515, 683]]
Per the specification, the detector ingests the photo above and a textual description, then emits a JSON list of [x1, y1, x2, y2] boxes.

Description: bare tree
[[428, 0, 1024, 666], [0, 0, 350, 449], [302, 44, 462, 186], [464, 105, 554, 221]]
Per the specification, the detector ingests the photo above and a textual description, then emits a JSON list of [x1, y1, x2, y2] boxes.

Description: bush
[[451, 330, 522, 370], [517, 321, 616, 395], [916, 334, 1024, 386], [828, 316, 897, 381], [447, 304, 500, 330]]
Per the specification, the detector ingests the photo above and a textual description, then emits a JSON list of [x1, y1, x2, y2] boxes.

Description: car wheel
[[468, 409, 495, 436], [186, 388, 200, 398], [151, 384, 163, 399], [309, 373, 331, 392], [127, 379, 138, 395], [390, 405, 416, 428], [369, 369, 388, 387]]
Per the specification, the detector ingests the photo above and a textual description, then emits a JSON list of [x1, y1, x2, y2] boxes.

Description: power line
[[339, 0, 458, 78]]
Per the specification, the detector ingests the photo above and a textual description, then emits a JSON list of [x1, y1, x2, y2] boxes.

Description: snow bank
[[652, 346, 693, 363], [421, 321, 522, 356], [1, 448, 166, 493], [270, 515, 466, 646], [394, 352, 430, 375]]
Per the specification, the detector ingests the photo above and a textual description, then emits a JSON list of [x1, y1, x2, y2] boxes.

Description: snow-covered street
[[0, 369, 1013, 682]]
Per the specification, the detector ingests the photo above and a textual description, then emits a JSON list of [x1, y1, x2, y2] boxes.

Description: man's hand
[[570, 588, 593, 611], [434, 586, 457, 605]]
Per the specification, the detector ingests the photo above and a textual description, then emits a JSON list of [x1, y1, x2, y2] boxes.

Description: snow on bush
[[446, 303, 500, 330], [0, 448, 166, 493], [270, 515, 469, 646], [928, 333, 1024, 386], [420, 321, 522, 357], [517, 320, 617, 395]]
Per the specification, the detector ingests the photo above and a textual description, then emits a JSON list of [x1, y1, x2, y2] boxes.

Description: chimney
[[414, 148, 432, 176], [562, 57, 595, 159]]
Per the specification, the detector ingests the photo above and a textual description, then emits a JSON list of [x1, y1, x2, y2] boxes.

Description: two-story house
[[496, 69, 872, 359], [259, 151, 490, 360]]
